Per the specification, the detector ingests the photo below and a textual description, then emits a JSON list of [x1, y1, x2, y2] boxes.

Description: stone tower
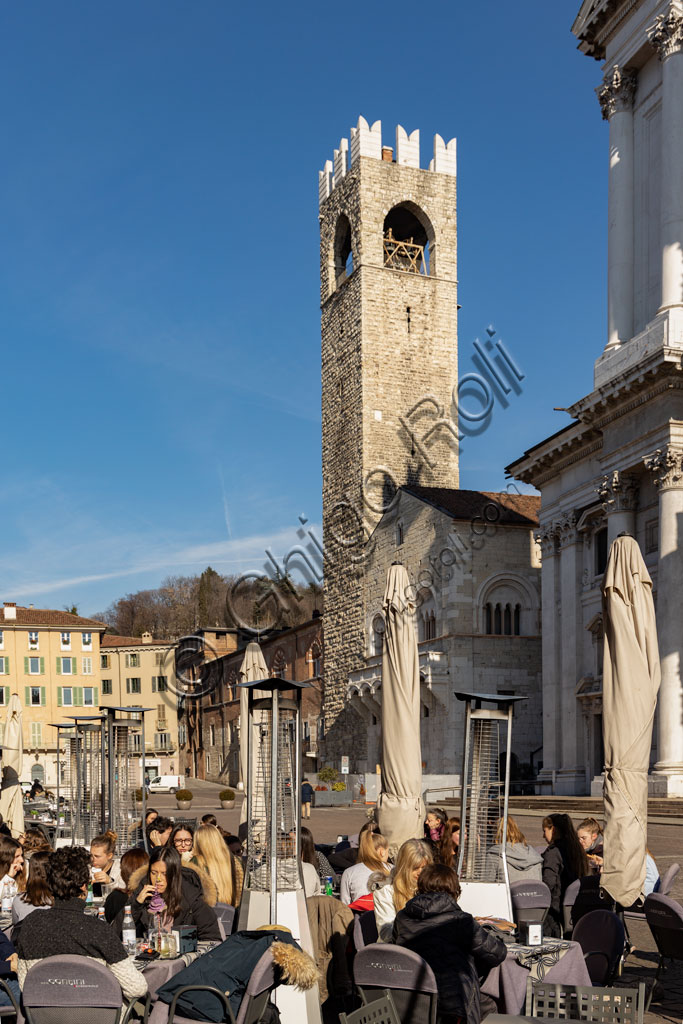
[[319, 116, 459, 756]]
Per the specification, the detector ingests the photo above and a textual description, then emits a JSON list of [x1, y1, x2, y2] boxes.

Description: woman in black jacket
[[541, 813, 589, 936], [393, 863, 506, 1024], [131, 846, 220, 941]]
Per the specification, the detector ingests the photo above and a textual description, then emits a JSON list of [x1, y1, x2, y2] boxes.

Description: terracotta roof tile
[[0, 606, 107, 629], [101, 634, 169, 648], [402, 486, 540, 527]]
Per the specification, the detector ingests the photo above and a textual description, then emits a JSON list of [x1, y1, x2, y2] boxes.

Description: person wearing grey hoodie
[[483, 816, 542, 883]]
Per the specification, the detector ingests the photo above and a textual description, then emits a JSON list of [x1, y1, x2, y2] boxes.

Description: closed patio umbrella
[[0, 694, 24, 839], [238, 642, 269, 826], [601, 535, 660, 907], [376, 563, 425, 855]]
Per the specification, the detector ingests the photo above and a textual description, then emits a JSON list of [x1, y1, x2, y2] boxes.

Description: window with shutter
[[102, 679, 112, 695]]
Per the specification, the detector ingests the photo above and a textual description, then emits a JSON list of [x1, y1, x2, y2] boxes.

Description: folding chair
[[340, 990, 401, 1024], [643, 892, 683, 1009], [167, 947, 276, 1024], [657, 862, 680, 897], [0, 979, 21, 1019], [562, 878, 580, 935], [22, 955, 147, 1024], [510, 880, 551, 927], [571, 910, 626, 985], [214, 902, 236, 940], [354, 943, 438, 1024], [525, 978, 645, 1023], [353, 910, 379, 950]]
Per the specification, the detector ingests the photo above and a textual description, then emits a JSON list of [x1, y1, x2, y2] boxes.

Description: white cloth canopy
[[0, 694, 24, 839], [376, 563, 425, 855], [601, 535, 661, 907], [238, 641, 269, 826]]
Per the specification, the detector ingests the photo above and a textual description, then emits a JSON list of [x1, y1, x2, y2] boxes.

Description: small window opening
[[383, 205, 431, 275], [504, 604, 512, 636], [334, 214, 353, 288], [406, 306, 411, 333], [396, 521, 404, 546], [494, 604, 502, 635], [485, 603, 492, 634], [595, 528, 608, 575], [514, 604, 521, 636]]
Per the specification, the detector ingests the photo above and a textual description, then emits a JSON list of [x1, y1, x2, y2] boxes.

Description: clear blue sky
[[0, 1, 606, 615]]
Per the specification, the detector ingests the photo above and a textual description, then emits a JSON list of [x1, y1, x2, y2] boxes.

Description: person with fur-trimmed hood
[[130, 846, 220, 941]]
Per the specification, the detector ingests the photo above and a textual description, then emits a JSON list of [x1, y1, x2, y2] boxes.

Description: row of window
[[18, 685, 98, 708], [0, 631, 93, 652], [484, 603, 522, 636], [0, 657, 95, 676]]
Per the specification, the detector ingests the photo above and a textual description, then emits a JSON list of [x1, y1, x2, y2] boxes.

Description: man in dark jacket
[[301, 779, 314, 819], [393, 863, 506, 1024]]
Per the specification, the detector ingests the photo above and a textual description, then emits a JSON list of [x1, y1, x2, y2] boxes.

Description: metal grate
[[247, 708, 298, 891], [525, 981, 645, 1024], [460, 716, 506, 881]]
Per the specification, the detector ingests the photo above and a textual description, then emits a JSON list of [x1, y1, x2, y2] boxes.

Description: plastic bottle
[[324, 875, 334, 896], [1, 883, 11, 916], [122, 905, 137, 955], [97, 906, 106, 921], [85, 883, 93, 907]]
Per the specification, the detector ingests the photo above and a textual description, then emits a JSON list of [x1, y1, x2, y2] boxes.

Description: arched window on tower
[[333, 214, 353, 289], [383, 203, 432, 276], [494, 604, 502, 635], [513, 604, 521, 636], [417, 588, 437, 642], [372, 615, 385, 656], [504, 604, 512, 636]]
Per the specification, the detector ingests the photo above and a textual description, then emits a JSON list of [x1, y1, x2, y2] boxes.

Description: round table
[[481, 939, 591, 1014]]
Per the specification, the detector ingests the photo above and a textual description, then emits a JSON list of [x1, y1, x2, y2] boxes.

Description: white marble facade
[[509, 0, 683, 795]]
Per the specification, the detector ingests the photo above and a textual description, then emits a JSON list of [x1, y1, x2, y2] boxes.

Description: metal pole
[[141, 715, 147, 847], [246, 690, 253, 880], [270, 689, 279, 925], [500, 706, 514, 891], [107, 709, 115, 832], [100, 717, 107, 834], [458, 701, 471, 877], [294, 690, 302, 868]]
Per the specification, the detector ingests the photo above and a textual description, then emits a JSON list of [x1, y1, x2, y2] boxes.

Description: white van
[[148, 774, 184, 794]]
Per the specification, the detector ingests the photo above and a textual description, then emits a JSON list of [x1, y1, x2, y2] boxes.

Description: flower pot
[[176, 800, 192, 811], [220, 799, 235, 810]]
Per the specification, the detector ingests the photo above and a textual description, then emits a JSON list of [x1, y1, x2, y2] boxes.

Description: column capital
[[537, 522, 558, 558], [596, 65, 637, 120], [643, 445, 683, 489], [596, 470, 639, 513], [648, 2, 683, 59], [556, 511, 579, 549]]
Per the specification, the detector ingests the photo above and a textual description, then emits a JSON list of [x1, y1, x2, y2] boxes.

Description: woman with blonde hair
[[340, 831, 390, 905], [192, 824, 244, 907], [484, 816, 542, 882], [371, 838, 432, 941]]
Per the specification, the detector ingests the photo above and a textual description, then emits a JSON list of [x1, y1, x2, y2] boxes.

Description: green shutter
[[152, 677, 156, 693], [3, 688, 7, 705], [57, 688, 62, 707], [40, 686, 46, 707], [93, 687, 98, 704], [56, 658, 61, 675], [4, 658, 7, 675], [24, 687, 30, 706], [72, 657, 77, 675], [39, 657, 44, 675], [74, 687, 83, 706], [24, 657, 28, 674]]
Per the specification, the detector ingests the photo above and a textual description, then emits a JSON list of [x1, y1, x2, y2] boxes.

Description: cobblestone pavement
[[156, 785, 683, 1023]]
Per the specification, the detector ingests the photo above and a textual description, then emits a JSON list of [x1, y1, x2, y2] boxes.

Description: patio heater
[[237, 677, 321, 1024], [100, 706, 152, 850], [455, 691, 527, 921]]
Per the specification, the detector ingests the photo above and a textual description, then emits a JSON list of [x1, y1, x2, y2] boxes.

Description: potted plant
[[175, 789, 193, 811], [219, 788, 235, 810]]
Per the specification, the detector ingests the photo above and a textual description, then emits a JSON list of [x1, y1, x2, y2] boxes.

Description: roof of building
[[101, 633, 170, 648], [402, 486, 541, 527], [0, 606, 107, 629]]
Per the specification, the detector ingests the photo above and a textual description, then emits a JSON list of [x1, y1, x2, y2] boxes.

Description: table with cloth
[[481, 939, 591, 1013]]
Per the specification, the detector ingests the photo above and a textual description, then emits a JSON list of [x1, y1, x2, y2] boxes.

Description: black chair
[[571, 909, 625, 985], [561, 878, 580, 935], [214, 901, 236, 940], [510, 880, 551, 927], [22, 954, 147, 1024], [354, 943, 438, 1024], [643, 892, 683, 1009], [525, 978, 645, 1023], [167, 947, 277, 1024], [570, 874, 616, 929], [353, 910, 379, 950], [657, 862, 680, 897]]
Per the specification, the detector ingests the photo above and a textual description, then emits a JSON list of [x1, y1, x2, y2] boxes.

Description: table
[[481, 940, 591, 1014]]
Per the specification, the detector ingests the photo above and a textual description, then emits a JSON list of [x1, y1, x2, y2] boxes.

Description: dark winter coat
[[393, 892, 506, 1024], [542, 841, 579, 936]]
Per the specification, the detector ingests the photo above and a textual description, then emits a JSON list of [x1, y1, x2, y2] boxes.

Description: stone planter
[[176, 800, 192, 811], [313, 789, 352, 807], [220, 799, 235, 810]]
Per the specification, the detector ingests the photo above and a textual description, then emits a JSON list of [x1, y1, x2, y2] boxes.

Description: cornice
[[573, 0, 645, 59]]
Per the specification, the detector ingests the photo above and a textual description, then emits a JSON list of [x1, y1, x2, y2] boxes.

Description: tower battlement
[[318, 116, 457, 206]]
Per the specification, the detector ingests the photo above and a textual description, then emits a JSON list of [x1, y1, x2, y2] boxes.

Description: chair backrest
[[354, 910, 379, 950], [571, 909, 625, 985], [510, 880, 551, 925], [644, 893, 683, 961], [23, 955, 123, 1024], [168, 984, 235, 1024], [526, 979, 645, 1024], [658, 863, 680, 897], [354, 943, 438, 1024], [214, 901, 236, 941], [235, 948, 276, 1024], [561, 878, 580, 934], [340, 991, 401, 1024], [569, 875, 616, 930]]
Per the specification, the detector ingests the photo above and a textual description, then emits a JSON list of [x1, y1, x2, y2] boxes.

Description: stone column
[[597, 66, 637, 350], [538, 523, 560, 785], [648, 4, 683, 313], [597, 470, 639, 543], [557, 513, 584, 792], [643, 445, 683, 794]]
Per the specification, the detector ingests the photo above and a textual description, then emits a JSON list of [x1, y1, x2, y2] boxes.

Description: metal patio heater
[[456, 691, 527, 921], [237, 677, 320, 1024]]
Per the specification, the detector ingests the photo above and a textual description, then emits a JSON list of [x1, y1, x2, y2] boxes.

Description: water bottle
[[1, 883, 11, 916], [122, 905, 137, 955], [324, 875, 334, 896], [85, 883, 93, 907]]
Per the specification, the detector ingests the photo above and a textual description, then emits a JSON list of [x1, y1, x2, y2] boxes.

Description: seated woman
[[90, 830, 123, 897], [192, 825, 244, 907], [12, 851, 52, 927], [300, 826, 337, 885], [576, 817, 604, 871], [0, 837, 25, 898], [372, 838, 432, 941], [484, 816, 542, 882], [170, 824, 195, 862], [542, 813, 589, 936], [423, 808, 447, 853], [21, 829, 52, 857], [340, 832, 390, 905], [15, 846, 147, 1002], [104, 848, 149, 935], [438, 817, 460, 868], [393, 863, 506, 1024], [131, 846, 221, 941]]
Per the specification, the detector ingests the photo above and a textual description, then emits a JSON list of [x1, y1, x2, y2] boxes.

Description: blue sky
[[0, 1, 606, 615]]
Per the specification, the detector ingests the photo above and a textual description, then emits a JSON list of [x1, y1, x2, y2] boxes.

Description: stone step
[[438, 793, 683, 820]]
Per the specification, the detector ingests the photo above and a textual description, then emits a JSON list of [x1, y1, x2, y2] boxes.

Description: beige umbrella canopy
[[601, 535, 661, 907], [376, 563, 425, 856], [238, 641, 269, 826], [0, 694, 24, 839]]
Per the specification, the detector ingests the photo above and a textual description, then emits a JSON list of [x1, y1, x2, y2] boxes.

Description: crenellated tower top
[[318, 115, 457, 207]]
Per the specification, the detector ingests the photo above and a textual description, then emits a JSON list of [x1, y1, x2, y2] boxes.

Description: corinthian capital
[[648, 2, 683, 59], [596, 471, 639, 513], [596, 66, 638, 120], [536, 522, 558, 558], [556, 511, 578, 548], [643, 446, 683, 489]]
